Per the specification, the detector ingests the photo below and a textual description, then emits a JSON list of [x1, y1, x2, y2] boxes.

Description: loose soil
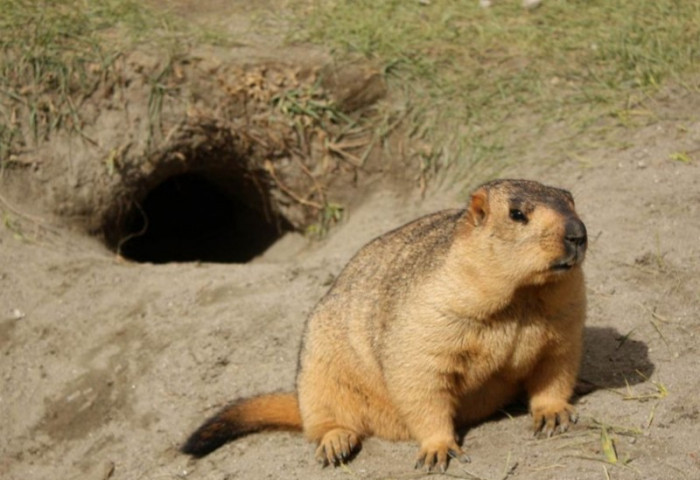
[[1, 3, 699, 480]]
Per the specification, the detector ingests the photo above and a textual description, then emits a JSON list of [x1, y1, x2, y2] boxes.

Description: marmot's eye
[[509, 209, 527, 223]]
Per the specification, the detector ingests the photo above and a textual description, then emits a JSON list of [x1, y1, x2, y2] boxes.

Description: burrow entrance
[[100, 124, 300, 264], [116, 173, 291, 264], [92, 61, 387, 264]]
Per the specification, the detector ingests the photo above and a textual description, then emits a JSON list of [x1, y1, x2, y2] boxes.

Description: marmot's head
[[464, 179, 587, 286]]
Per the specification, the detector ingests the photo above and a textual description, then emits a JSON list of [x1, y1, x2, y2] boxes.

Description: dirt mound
[[2, 45, 389, 263]]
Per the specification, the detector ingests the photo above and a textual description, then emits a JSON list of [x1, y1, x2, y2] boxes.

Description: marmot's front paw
[[414, 436, 470, 473], [315, 428, 360, 466], [532, 401, 578, 437]]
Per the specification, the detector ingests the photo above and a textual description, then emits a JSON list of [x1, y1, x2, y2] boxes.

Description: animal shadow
[[576, 326, 655, 395], [462, 325, 654, 431]]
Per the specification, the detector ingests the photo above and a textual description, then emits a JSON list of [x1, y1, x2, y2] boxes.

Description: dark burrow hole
[[117, 173, 292, 264]]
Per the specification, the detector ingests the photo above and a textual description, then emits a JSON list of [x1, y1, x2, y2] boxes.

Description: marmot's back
[[316, 209, 464, 315]]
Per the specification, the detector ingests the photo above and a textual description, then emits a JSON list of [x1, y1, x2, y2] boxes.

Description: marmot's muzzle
[[552, 217, 587, 270], [564, 218, 587, 251]]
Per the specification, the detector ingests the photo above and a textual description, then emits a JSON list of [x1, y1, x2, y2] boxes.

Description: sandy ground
[[2, 3, 700, 480]]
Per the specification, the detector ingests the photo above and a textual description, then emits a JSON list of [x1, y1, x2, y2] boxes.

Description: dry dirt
[[1, 3, 700, 480]]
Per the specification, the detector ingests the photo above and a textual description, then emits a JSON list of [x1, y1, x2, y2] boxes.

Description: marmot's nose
[[564, 218, 587, 248]]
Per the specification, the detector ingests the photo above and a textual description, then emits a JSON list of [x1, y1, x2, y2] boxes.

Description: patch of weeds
[[611, 105, 656, 128], [2, 2, 116, 157], [0, 0, 209, 163], [2, 212, 27, 242], [273, 86, 354, 129], [289, 0, 700, 177], [146, 58, 178, 148], [669, 151, 693, 164], [0, 121, 20, 162], [306, 202, 344, 239], [270, 84, 365, 235]]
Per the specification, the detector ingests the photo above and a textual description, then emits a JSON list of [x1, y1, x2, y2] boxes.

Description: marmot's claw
[[448, 448, 471, 463], [570, 411, 579, 424], [415, 438, 468, 472]]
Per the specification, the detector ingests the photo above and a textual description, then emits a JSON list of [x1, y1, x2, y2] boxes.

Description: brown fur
[[182, 179, 587, 472]]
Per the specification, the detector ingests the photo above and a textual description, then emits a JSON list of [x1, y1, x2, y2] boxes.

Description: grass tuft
[[0, 0, 193, 163]]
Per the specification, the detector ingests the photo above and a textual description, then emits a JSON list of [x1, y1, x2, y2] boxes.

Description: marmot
[[181, 179, 587, 472]]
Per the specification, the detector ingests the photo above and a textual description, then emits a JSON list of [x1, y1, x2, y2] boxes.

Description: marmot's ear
[[560, 188, 575, 207], [466, 188, 489, 226]]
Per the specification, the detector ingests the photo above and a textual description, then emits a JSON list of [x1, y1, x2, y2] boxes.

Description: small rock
[[523, 0, 542, 9]]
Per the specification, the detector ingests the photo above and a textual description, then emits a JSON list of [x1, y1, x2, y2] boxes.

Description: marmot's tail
[[181, 392, 302, 457]]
